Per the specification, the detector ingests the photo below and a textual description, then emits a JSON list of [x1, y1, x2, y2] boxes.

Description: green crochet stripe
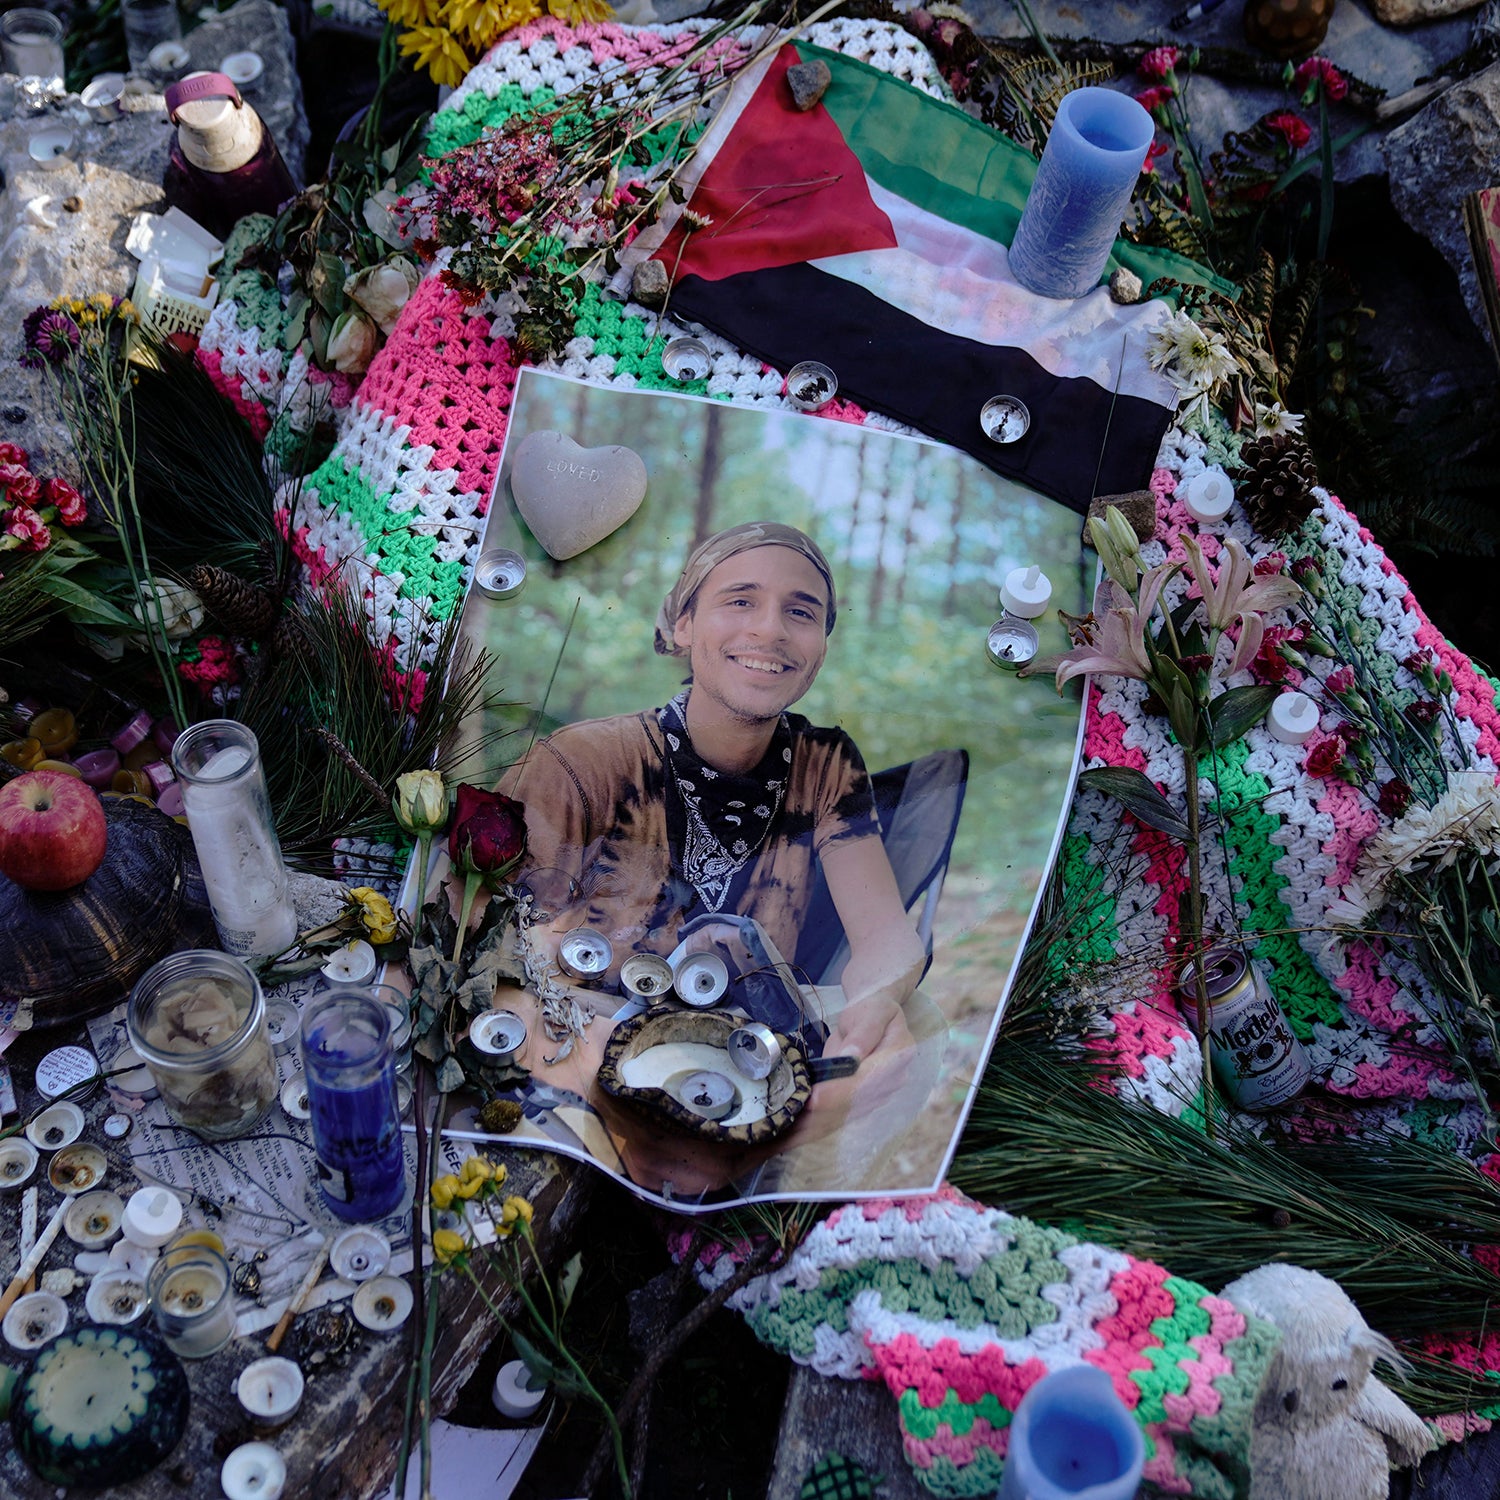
[[911, 1446, 1004, 1499], [423, 83, 560, 163], [898, 1386, 1012, 1441], [1049, 832, 1125, 991], [572, 284, 711, 393], [1204, 737, 1343, 1041], [302, 455, 463, 620], [217, 214, 288, 347]]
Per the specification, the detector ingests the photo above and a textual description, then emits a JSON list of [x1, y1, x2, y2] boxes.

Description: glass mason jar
[[300, 987, 406, 1222], [148, 1243, 235, 1358], [0, 9, 64, 88], [172, 720, 297, 961], [127, 950, 277, 1139]]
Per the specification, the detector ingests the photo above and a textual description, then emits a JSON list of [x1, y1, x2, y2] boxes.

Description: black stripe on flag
[[669, 262, 1173, 515]]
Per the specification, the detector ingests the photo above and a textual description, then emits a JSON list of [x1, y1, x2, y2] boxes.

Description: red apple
[[0, 771, 109, 891]]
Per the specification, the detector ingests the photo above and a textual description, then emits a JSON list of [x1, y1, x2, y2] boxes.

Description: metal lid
[[1178, 947, 1248, 1002]]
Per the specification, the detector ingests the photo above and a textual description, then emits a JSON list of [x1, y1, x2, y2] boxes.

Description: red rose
[[449, 784, 527, 879], [1305, 734, 1346, 779], [44, 477, 86, 527], [1263, 111, 1312, 150]]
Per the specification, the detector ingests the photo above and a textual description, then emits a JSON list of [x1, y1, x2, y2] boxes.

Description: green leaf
[[558, 1252, 582, 1316], [1077, 767, 1192, 842], [436, 1053, 466, 1092], [1207, 684, 1280, 748], [35, 574, 135, 626], [511, 1329, 591, 1399]]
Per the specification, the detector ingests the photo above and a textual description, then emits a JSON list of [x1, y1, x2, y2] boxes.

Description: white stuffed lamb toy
[[1221, 1264, 1435, 1500]]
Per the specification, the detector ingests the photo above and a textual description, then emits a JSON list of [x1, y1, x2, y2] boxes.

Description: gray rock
[[1385, 59, 1500, 340], [631, 257, 671, 308], [1087, 489, 1158, 544], [1370, 0, 1483, 22], [0, 0, 307, 479], [1109, 266, 1143, 304], [786, 59, 831, 112]]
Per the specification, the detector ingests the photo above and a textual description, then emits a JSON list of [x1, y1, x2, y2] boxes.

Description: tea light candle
[[1182, 467, 1234, 524], [236, 1357, 305, 1427], [27, 123, 75, 170], [673, 951, 729, 1007], [468, 1010, 526, 1061], [106, 1045, 159, 1110], [122, 1187, 183, 1248], [221, 1442, 287, 1500], [620, 953, 674, 998], [1008, 87, 1156, 300], [676, 1069, 738, 1120], [320, 940, 376, 985], [997, 1364, 1144, 1500], [473, 548, 528, 600], [557, 928, 613, 982], [1000, 565, 1052, 619], [148, 1245, 235, 1359], [492, 1358, 548, 1419], [986, 618, 1040, 671], [1267, 690, 1319, 745]]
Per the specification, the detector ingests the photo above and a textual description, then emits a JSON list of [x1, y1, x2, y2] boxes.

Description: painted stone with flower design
[[1242, 0, 1335, 59], [507, 430, 648, 560]]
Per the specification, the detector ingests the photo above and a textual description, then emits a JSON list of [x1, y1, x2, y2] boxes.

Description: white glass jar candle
[[148, 1244, 235, 1358], [171, 721, 297, 960]]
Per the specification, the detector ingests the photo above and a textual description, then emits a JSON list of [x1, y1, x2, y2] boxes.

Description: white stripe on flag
[[810, 177, 1181, 408]]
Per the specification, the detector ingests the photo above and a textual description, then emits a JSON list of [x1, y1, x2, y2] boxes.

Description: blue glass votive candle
[[1008, 87, 1156, 301], [300, 987, 406, 1221]]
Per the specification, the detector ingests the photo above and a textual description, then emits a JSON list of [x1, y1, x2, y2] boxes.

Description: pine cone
[[187, 563, 278, 639], [1236, 432, 1319, 537]]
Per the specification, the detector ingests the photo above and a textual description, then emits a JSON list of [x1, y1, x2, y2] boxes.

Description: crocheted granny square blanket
[[195, 16, 1500, 1494]]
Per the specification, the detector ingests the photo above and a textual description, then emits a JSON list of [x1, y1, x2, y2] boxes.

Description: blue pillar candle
[[300, 987, 406, 1222], [1008, 88, 1156, 301], [998, 1365, 1145, 1500]]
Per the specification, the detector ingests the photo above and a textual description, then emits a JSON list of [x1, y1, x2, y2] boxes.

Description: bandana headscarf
[[653, 521, 837, 658]]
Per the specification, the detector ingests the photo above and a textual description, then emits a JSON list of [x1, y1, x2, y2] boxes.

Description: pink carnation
[[1326, 665, 1357, 695], [1264, 111, 1312, 149], [0, 442, 28, 467], [44, 476, 85, 527], [5, 505, 50, 551], [1294, 56, 1348, 102], [1305, 734, 1346, 779], [1139, 45, 1180, 80], [1135, 84, 1175, 113], [1254, 552, 1287, 576]]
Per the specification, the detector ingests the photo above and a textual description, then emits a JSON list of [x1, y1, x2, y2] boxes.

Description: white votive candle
[[221, 1441, 287, 1500], [999, 565, 1052, 620], [236, 1357, 305, 1427], [1267, 691, 1320, 745], [1182, 467, 1234, 524], [492, 1358, 548, 1419]]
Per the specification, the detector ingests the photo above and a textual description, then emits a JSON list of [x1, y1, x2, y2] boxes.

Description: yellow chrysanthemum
[[89, 292, 114, 311], [451, 0, 540, 48], [397, 23, 474, 87], [380, 0, 440, 27], [546, 0, 611, 22], [432, 1228, 468, 1265], [117, 300, 139, 323]]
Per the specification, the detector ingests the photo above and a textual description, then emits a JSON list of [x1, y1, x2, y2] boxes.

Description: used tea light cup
[[221, 1441, 287, 1500], [280, 1076, 311, 1120], [220, 50, 263, 90], [661, 336, 710, 383], [25, 1100, 84, 1151], [85, 1267, 150, 1325], [4, 1290, 67, 1351], [80, 72, 126, 123], [329, 1225, 390, 1282], [0, 1138, 39, 1190], [352, 1275, 412, 1333], [557, 927, 612, 982], [786, 360, 837, 412], [672, 951, 729, 1007], [105, 1045, 159, 1110], [473, 547, 528, 600], [64, 1190, 124, 1249], [468, 1009, 526, 1062], [236, 1356, 305, 1427], [321, 939, 376, 985], [49, 1143, 107, 1195], [27, 123, 75, 170], [620, 952, 674, 999], [986, 617, 1039, 671]]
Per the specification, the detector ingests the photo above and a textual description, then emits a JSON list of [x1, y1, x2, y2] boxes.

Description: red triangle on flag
[[653, 45, 897, 283]]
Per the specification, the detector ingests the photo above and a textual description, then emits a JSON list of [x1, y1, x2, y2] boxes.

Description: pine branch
[[315, 727, 389, 809]]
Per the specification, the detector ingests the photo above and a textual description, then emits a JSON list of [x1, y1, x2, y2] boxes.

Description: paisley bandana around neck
[[659, 692, 792, 914]]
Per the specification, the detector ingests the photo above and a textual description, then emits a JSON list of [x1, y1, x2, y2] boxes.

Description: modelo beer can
[[1179, 947, 1310, 1111]]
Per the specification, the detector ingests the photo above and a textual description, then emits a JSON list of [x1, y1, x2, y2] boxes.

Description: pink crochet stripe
[[1140, 1426, 1190, 1493], [851, 1184, 970, 1223], [1087, 1259, 1173, 1403], [1315, 780, 1379, 889], [1091, 998, 1193, 1078], [1159, 1296, 1243, 1428], [196, 347, 272, 440], [901, 1414, 1011, 1470], [879, 1332, 1047, 1414]]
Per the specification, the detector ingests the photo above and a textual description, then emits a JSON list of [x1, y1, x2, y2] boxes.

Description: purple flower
[[26, 310, 80, 366]]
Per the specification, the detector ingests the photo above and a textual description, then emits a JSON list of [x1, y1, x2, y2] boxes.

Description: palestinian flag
[[630, 44, 1232, 513]]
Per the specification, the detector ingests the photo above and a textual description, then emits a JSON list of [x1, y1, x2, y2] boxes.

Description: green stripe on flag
[[801, 44, 1235, 300]]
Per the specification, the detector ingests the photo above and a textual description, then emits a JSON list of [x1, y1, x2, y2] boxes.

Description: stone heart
[[508, 430, 648, 561]]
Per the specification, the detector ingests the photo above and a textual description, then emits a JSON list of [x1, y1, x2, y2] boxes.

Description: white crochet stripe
[[199, 301, 288, 415]]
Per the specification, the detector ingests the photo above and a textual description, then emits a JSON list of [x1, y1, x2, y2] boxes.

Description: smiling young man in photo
[[493, 520, 927, 1194]]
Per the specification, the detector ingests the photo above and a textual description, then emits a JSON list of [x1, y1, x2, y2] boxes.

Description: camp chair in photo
[[793, 747, 970, 989]]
